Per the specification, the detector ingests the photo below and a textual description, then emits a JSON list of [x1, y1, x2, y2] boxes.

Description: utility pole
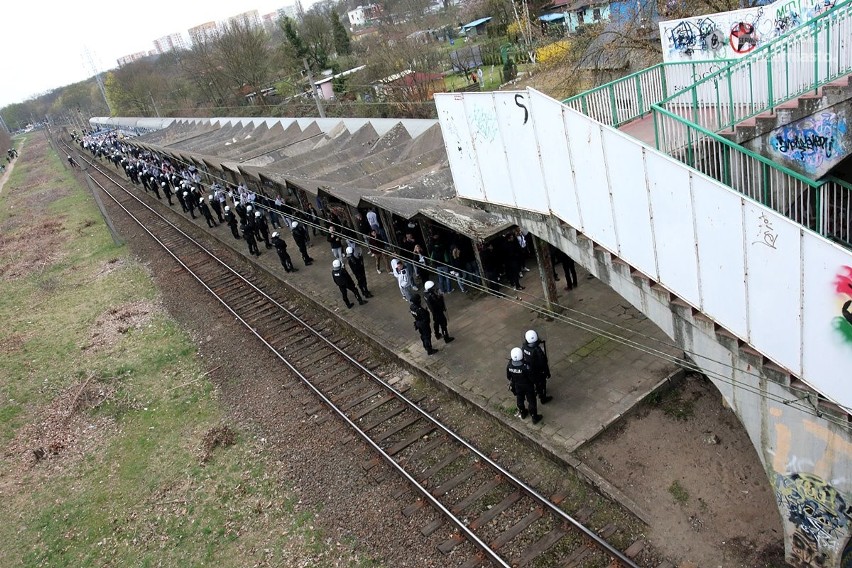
[[149, 93, 161, 118], [303, 58, 325, 119], [83, 47, 113, 115]]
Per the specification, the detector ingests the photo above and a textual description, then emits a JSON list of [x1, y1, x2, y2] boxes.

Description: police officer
[[161, 182, 173, 205], [332, 259, 365, 308], [522, 330, 553, 404], [224, 206, 240, 239], [254, 210, 271, 248], [507, 347, 541, 423], [291, 221, 314, 266], [198, 197, 217, 228], [345, 246, 373, 298], [209, 193, 224, 223], [240, 218, 261, 256], [184, 192, 197, 219], [272, 232, 297, 273], [409, 294, 437, 355], [423, 281, 454, 343]]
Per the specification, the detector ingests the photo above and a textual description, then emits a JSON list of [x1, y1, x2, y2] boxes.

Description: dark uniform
[[291, 223, 314, 265], [240, 220, 261, 256], [522, 338, 553, 404], [198, 199, 217, 228], [346, 253, 373, 298], [423, 286, 454, 343], [272, 235, 297, 273], [507, 356, 541, 422], [409, 295, 437, 355], [254, 212, 271, 248], [332, 263, 365, 308], [225, 209, 241, 239]]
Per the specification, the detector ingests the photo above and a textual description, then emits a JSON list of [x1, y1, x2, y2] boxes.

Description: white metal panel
[[563, 110, 618, 252], [692, 176, 748, 338], [802, 234, 852, 410], [645, 152, 701, 306], [435, 94, 485, 201], [601, 129, 657, 278], [528, 90, 582, 229], [463, 94, 515, 207], [743, 202, 802, 375], [493, 92, 549, 214]]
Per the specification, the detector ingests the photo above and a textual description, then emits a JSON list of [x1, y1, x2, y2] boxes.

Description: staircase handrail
[[561, 60, 736, 127], [652, 105, 823, 188], [655, 0, 852, 136]]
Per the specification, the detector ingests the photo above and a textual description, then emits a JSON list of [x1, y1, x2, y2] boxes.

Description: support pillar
[[532, 235, 560, 313]]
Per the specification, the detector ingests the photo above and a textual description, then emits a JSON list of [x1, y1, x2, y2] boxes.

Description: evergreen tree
[[330, 12, 352, 56]]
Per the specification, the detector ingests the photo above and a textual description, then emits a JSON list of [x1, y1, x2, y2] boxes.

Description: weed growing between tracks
[[0, 134, 375, 566]]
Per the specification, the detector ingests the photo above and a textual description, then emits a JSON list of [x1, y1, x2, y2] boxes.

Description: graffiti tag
[[514, 94, 528, 125], [730, 22, 759, 54], [752, 212, 779, 249], [470, 106, 499, 145], [774, 472, 852, 559], [834, 266, 852, 344], [770, 112, 849, 174]]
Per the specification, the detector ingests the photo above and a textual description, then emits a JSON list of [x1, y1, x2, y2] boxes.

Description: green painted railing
[[656, 0, 852, 140], [561, 60, 735, 128], [652, 105, 851, 244]]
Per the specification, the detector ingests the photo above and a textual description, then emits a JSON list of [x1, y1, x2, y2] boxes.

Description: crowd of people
[[72, 128, 566, 423]]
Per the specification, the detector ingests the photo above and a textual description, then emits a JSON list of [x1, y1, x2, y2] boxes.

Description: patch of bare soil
[[0, 219, 65, 280], [577, 375, 786, 567], [4, 377, 117, 475], [81, 299, 162, 352]]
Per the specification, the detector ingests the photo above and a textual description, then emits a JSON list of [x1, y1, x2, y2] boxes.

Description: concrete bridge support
[[479, 202, 852, 568]]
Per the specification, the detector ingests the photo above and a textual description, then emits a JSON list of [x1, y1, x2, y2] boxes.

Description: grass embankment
[[0, 134, 374, 567]]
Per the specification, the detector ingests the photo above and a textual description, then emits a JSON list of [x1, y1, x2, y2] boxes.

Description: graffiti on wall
[[774, 472, 852, 565], [769, 112, 848, 175], [660, 0, 836, 62], [834, 266, 852, 344]]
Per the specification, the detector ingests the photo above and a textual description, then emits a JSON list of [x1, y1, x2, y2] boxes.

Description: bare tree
[[215, 19, 278, 105]]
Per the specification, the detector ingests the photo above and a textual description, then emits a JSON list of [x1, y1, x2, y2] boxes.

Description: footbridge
[[435, 1, 852, 565]]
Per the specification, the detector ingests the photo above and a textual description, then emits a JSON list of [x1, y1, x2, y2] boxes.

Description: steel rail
[[66, 139, 642, 568]]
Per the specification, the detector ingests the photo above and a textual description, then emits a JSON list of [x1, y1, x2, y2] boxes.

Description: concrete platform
[[187, 209, 679, 443], [122, 185, 681, 520]]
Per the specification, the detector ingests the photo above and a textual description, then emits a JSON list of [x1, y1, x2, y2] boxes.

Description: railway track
[[63, 138, 647, 568]]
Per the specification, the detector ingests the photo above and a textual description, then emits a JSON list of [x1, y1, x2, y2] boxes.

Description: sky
[[1, 0, 304, 109]]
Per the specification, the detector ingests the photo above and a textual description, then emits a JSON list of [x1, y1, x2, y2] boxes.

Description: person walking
[[423, 281, 454, 343], [409, 294, 438, 355], [291, 221, 314, 265], [272, 232, 297, 273], [327, 225, 344, 262], [522, 329, 553, 404], [392, 259, 414, 302], [346, 247, 373, 298], [332, 259, 366, 308], [240, 219, 261, 257], [507, 347, 542, 423], [254, 210, 272, 249], [198, 197, 217, 228], [367, 229, 391, 274], [224, 206, 241, 239]]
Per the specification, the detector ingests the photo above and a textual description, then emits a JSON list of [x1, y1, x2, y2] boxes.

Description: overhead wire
[[92, 135, 851, 427]]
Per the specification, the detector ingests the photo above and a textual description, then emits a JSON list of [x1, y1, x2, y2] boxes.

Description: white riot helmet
[[291, 221, 298, 229], [246, 205, 253, 212], [183, 191, 188, 197], [224, 205, 230, 211], [510, 347, 523, 362], [332, 259, 342, 269], [345, 247, 353, 256], [525, 330, 538, 344], [271, 231, 279, 238], [424, 280, 435, 291], [255, 211, 261, 217], [161, 182, 166, 187]]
